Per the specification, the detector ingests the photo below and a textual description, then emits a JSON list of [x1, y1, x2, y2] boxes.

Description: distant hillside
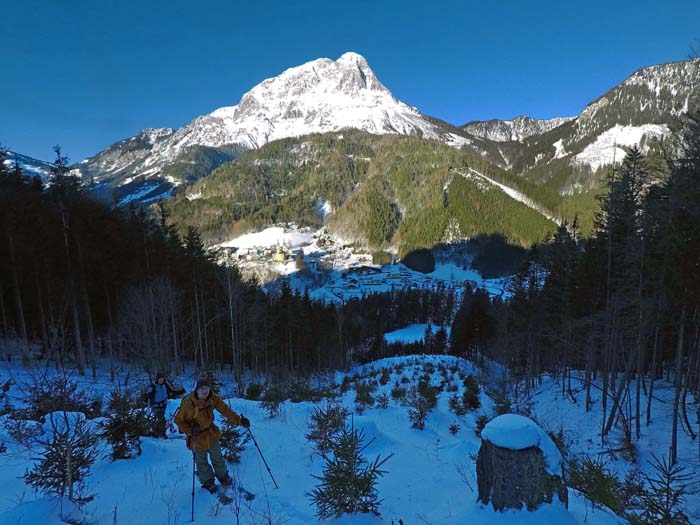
[[166, 131, 557, 255]]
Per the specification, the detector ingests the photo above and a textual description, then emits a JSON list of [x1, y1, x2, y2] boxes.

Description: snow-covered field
[[1, 354, 680, 525]]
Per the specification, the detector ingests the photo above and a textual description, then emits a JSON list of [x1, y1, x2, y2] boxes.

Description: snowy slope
[[573, 123, 669, 171], [517, 372, 700, 524], [3, 150, 53, 179], [0, 356, 631, 525]]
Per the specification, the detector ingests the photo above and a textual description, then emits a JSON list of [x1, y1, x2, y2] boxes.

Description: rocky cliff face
[[463, 116, 573, 142]]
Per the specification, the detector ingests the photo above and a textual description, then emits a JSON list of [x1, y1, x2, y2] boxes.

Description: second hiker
[[174, 378, 250, 493], [144, 372, 185, 437]]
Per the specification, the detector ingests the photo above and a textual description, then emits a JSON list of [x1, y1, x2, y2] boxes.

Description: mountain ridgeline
[[62, 52, 700, 249], [166, 131, 557, 256]]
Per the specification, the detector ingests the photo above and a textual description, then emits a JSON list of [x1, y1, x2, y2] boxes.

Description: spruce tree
[[309, 425, 391, 519], [630, 456, 692, 525]]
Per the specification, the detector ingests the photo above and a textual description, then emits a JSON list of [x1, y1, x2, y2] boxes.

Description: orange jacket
[[174, 391, 243, 452]]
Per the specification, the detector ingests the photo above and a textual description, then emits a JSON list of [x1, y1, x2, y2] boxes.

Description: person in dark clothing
[[145, 372, 185, 437]]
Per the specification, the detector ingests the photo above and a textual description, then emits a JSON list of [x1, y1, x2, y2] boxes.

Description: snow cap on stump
[[476, 414, 567, 511]]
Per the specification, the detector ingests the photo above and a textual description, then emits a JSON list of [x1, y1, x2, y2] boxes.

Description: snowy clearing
[[0, 355, 640, 525]]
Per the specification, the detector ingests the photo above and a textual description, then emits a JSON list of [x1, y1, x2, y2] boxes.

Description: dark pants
[[152, 403, 167, 437], [194, 441, 229, 485]]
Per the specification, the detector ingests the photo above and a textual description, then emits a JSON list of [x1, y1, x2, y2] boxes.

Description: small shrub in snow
[[462, 375, 480, 411], [448, 423, 460, 436], [339, 376, 352, 394], [25, 413, 100, 504], [629, 455, 692, 525], [619, 469, 646, 512], [101, 410, 151, 460], [446, 382, 458, 393], [23, 373, 102, 420], [390, 384, 406, 404], [408, 379, 439, 430], [449, 394, 467, 417], [354, 382, 375, 413], [495, 396, 511, 415], [378, 369, 391, 386], [475, 414, 489, 436], [101, 388, 154, 460], [567, 456, 623, 513], [400, 376, 410, 384], [245, 383, 263, 401], [417, 377, 439, 409], [261, 385, 285, 418], [375, 393, 389, 409], [289, 380, 319, 403], [220, 420, 249, 463], [306, 402, 349, 455], [308, 425, 391, 520]]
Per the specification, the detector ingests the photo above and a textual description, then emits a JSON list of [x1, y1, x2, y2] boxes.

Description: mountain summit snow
[[147, 51, 468, 158], [76, 52, 469, 190]]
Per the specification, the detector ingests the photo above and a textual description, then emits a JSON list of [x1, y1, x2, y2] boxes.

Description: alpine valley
[[70, 52, 700, 251]]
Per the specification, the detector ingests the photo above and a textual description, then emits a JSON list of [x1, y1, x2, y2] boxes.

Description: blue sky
[[1, 0, 698, 162]]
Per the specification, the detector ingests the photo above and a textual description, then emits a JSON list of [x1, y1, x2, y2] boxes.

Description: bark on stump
[[476, 427, 567, 511]]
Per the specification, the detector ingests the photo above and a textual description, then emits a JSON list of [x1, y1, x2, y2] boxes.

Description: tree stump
[[476, 414, 567, 511]]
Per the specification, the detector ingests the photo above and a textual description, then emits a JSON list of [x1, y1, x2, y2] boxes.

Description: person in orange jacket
[[174, 378, 250, 493]]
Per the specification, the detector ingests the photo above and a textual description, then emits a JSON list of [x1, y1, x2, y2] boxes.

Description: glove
[[240, 415, 250, 429], [186, 435, 193, 449]]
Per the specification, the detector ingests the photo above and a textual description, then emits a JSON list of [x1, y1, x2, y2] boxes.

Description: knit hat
[[156, 372, 165, 380], [195, 378, 212, 390]]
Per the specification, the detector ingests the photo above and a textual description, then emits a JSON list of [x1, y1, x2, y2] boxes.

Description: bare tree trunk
[[34, 268, 49, 359], [601, 310, 615, 445], [6, 229, 31, 365], [670, 305, 686, 466], [104, 285, 115, 383], [200, 288, 210, 367], [59, 202, 86, 375], [170, 293, 180, 373], [635, 246, 645, 440], [193, 277, 204, 369], [604, 340, 635, 435], [646, 326, 660, 425], [75, 239, 97, 379], [226, 268, 240, 391], [0, 283, 8, 338]]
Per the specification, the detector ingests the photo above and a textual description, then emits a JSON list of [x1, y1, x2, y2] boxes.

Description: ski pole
[[190, 451, 196, 522], [247, 427, 279, 489]]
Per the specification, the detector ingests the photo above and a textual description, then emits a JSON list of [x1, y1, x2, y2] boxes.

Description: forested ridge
[[165, 131, 558, 254]]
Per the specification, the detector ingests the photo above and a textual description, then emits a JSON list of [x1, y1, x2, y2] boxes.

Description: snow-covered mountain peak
[[127, 52, 469, 172], [238, 51, 390, 110]]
